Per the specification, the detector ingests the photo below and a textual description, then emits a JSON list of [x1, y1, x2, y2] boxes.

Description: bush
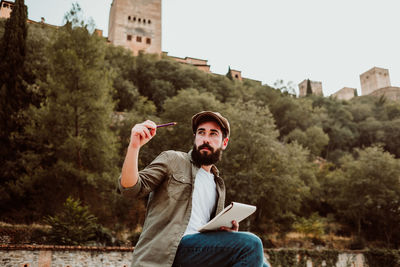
[[45, 197, 98, 245], [93, 224, 114, 246], [293, 213, 325, 239], [0, 224, 49, 244]]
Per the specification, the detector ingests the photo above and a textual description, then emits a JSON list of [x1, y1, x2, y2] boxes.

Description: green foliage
[[1, 3, 400, 249], [45, 197, 98, 245], [105, 45, 138, 111], [220, 101, 312, 234], [0, 0, 28, 132], [286, 126, 329, 157], [0, 0, 27, 88], [0, 223, 49, 244], [0, 0, 28, 197], [293, 213, 326, 239], [0, 5, 119, 223], [330, 146, 400, 245], [274, 79, 297, 96]]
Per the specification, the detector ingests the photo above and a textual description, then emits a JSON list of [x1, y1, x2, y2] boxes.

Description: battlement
[[360, 66, 391, 96]]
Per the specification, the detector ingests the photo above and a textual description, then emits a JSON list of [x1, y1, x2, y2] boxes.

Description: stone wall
[[0, 244, 371, 267], [0, 245, 133, 267], [332, 87, 356, 100], [368, 86, 400, 101]]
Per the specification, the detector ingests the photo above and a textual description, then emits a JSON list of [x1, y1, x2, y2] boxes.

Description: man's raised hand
[[129, 120, 157, 149]]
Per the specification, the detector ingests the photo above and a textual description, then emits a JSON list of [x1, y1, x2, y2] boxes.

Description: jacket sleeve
[[118, 151, 170, 199]]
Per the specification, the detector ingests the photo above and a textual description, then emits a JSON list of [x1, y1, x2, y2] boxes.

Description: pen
[[156, 122, 177, 128]]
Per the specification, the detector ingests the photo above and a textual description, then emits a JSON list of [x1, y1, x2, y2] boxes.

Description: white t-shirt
[[183, 168, 217, 236]]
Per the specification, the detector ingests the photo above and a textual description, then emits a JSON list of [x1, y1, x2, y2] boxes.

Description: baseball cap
[[192, 111, 230, 138]]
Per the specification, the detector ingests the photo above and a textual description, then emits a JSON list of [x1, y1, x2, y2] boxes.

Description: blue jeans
[[172, 231, 270, 267]]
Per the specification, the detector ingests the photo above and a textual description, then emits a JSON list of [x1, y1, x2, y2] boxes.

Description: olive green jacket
[[118, 150, 226, 267]]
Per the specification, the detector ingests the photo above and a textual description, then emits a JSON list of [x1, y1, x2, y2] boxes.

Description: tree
[[0, 0, 28, 193], [226, 66, 233, 80], [3, 5, 119, 222], [45, 197, 98, 245], [104, 45, 137, 111], [273, 79, 296, 96], [331, 147, 400, 246], [219, 101, 311, 234], [293, 213, 326, 239], [286, 126, 329, 157], [306, 79, 312, 96]]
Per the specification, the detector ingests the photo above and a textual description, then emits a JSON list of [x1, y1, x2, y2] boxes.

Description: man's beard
[[192, 143, 223, 166]]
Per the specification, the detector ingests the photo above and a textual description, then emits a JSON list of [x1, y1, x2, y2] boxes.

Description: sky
[[24, 0, 400, 96]]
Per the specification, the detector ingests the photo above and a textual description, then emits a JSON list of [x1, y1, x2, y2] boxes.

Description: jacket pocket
[[167, 173, 192, 201]]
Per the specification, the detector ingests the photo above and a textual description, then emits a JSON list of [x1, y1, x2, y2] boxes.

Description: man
[[119, 111, 269, 267]]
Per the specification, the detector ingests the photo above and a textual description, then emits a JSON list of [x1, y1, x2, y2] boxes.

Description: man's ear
[[222, 137, 229, 150]]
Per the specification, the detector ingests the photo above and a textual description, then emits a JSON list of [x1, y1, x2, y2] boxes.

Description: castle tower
[[298, 79, 323, 97], [108, 0, 161, 55], [227, 67, 242, 81], [360, 67, 391, 96], [0, 0, 15, 19]]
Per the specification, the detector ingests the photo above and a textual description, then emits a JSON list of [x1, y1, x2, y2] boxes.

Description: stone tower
[[108, 0, 161, 55], [0, 1, 15, 19], [298, 79, 323, 97], [360, 67, 391, 96]]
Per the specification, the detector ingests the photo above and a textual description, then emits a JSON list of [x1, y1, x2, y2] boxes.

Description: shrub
[[293, 213, 325, 239], [45, 197, 98, 245]]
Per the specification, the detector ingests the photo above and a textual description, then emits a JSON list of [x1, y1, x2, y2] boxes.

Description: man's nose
[[202, 135, 210, 144]]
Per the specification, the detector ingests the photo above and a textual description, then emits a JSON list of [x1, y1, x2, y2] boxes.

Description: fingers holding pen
[[142, 120, 157, 137], [130, 120, 157, 148]]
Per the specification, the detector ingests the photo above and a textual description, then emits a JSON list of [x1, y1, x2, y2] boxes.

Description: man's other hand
[[220, 220, 239, 232]]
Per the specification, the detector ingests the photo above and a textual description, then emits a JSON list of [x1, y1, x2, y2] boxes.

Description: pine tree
[[226, 66, 233, 80], [45, 197, 98, 245], [3, 5, 119, 221], [306, 79, 312, 96], [0, 0, 28, 177]]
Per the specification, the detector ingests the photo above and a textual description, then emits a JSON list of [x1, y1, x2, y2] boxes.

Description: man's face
[[192, 121, 229, 166]]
